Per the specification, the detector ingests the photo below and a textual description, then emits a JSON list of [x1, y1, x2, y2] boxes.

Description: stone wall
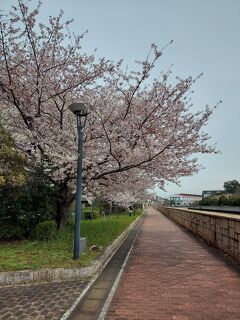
[[158, 207, 240, 263]]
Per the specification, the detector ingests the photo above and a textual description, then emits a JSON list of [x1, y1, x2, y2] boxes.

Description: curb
[[0, 215, 142, 286]]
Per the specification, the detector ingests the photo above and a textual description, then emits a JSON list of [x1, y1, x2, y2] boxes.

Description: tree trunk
[[109, 201, 112, 215], [55, 184, 72, 229], [91, 204, 93, 220]]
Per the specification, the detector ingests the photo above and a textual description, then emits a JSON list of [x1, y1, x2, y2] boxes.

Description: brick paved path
[[0, 279, 88, 320], [106, 207, 240, 320]]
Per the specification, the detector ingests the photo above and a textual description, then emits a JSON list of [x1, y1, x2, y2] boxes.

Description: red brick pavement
[[106, 207, 240, 320]]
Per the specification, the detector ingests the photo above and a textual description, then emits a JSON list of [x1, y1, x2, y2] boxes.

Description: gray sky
[[1, 0, 240, 197]]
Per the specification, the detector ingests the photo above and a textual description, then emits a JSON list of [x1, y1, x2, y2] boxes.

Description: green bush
[[33, 220, 57, 241], [0, 164, 58, 239], [0, 224, 25, 241], [66, 216, 75, 231], [232, 197, 240, 206], [198, 195, 240, 206], [83, 210, 100, 220], [198, 197, 218, 206], [218, 195, 227, 206]]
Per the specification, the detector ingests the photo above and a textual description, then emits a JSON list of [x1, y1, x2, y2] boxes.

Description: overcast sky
[[1, 0, 240, 198]]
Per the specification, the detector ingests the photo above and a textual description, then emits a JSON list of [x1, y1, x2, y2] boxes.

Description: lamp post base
[[80, 237, 87, 253], [73, 237, 87, 260]]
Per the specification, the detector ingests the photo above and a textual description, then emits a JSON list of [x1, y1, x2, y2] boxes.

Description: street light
[[69, 102, 88, 260]]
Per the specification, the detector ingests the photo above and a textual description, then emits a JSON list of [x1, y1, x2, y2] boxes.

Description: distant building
[[150, 195, 167, 205], [202, 190, 224, 198], [170, 193, 202, 206], [156, 195, 167, 205]]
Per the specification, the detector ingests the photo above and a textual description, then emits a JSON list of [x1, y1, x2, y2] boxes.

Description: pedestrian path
[[106, 207, 240, 320]]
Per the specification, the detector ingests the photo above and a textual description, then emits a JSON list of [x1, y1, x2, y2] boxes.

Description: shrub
[[0, 224, 25, 241], [33, 220, 57, 241], [198, 197, 218, 206], [218, 195, 227, 206], [0, 126, 26, 188], [232, 197, 240, 206], [198, 195, 240, 206], [83, 210, 100, 220], [0, 164, 58, 238]]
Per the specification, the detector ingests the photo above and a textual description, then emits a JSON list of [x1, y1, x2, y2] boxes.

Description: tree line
[[198, 180, 240, 206]]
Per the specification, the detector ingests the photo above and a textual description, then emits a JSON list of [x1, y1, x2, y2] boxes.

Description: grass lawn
[[0, 212, 141, 272]]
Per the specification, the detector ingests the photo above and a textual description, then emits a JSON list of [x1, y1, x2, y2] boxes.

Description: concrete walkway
[[106, 207, 240, 320]]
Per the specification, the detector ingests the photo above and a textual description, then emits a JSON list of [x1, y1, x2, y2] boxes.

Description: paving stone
[[1, 314, 12, 320], [106, 208, 240, 320], [0, 279, 88, 319]]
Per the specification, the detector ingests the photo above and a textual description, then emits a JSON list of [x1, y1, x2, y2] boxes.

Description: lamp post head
[[69, 102, 88, 129], [69, 102, 88, 117]]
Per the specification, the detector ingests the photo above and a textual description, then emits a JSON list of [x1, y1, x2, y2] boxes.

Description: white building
[[170, 193, 202, 206]]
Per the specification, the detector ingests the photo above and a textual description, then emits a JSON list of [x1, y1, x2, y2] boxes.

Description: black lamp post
[[69, 102, 87, 260]]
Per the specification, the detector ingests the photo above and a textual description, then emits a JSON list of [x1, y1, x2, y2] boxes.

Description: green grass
[[0, 212, 141, 272]]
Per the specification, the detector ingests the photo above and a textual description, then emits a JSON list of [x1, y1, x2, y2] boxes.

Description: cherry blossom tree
[[96, 170, 154, 211], [0, 0, 114, 227], [0, 0, 220, 227]]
